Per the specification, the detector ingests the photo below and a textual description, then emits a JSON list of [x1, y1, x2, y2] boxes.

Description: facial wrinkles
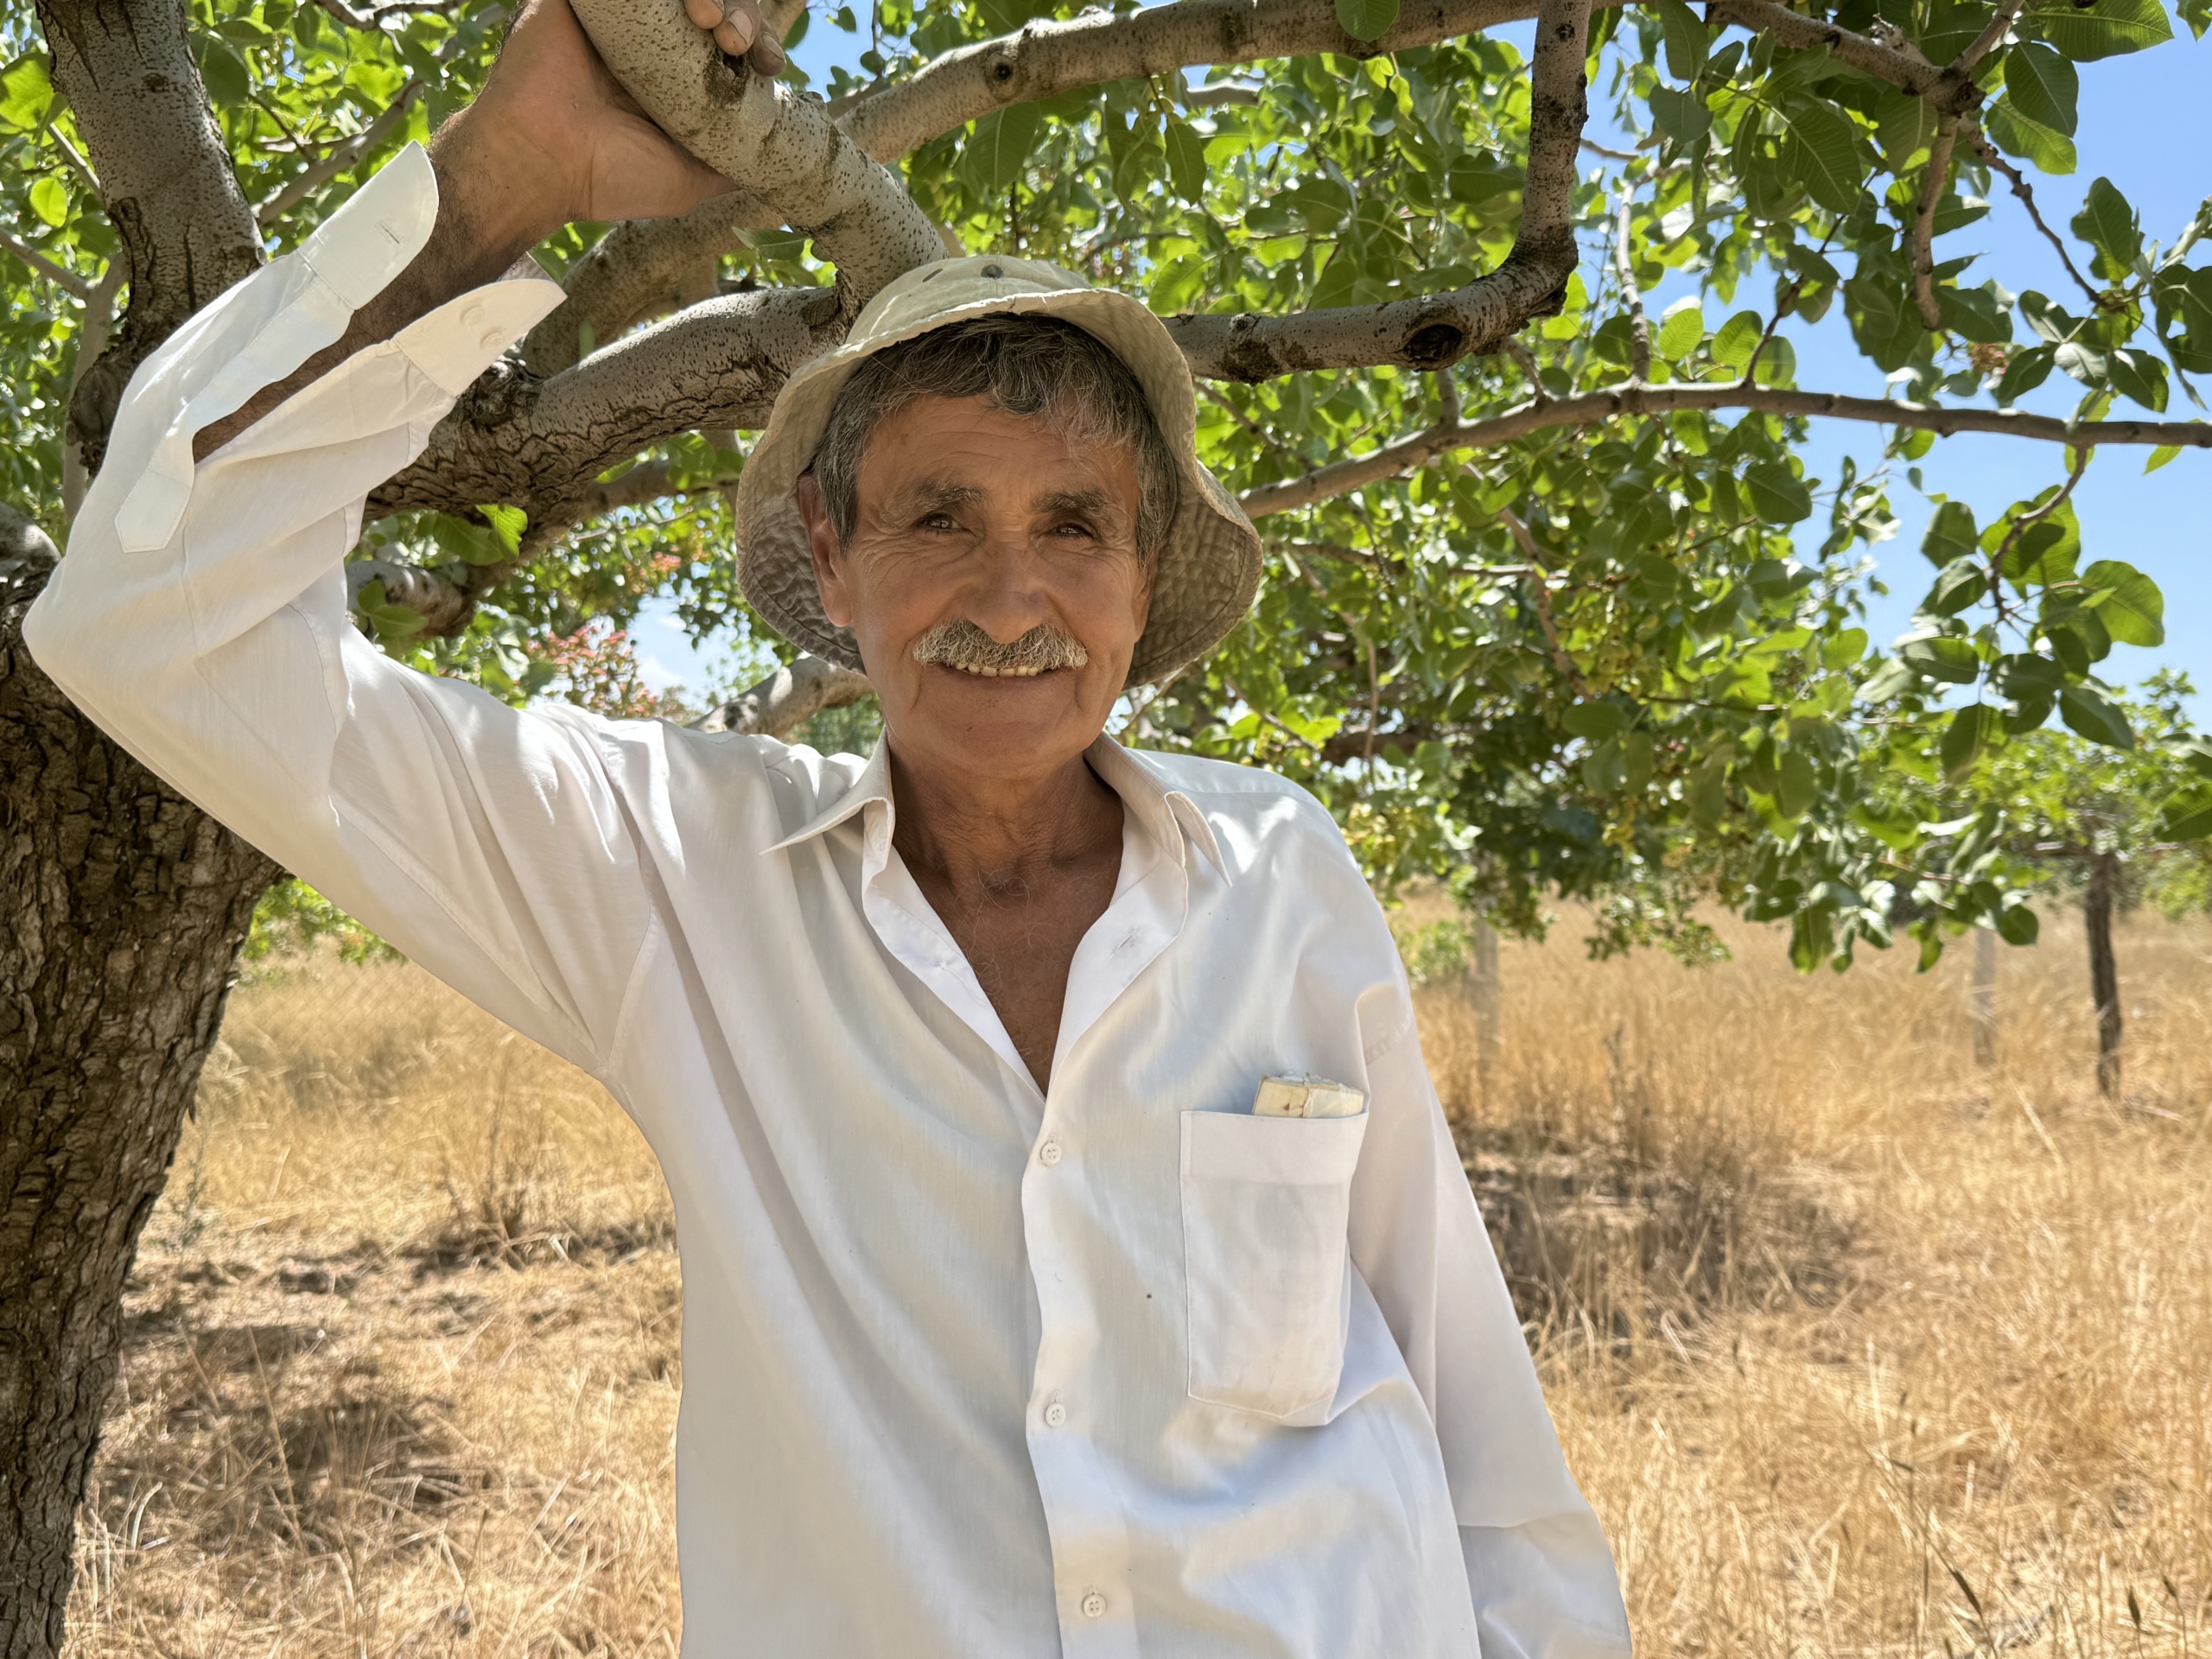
[[910, 618, 1091, 679]]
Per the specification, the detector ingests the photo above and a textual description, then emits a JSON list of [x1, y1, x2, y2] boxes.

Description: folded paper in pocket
[[1251, 1074, 1366, 1119]]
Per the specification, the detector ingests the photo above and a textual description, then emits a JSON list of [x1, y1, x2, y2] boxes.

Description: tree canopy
[[6, 0, 2211, 969]]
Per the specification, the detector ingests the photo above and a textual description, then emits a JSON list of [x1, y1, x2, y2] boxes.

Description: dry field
[[62, 903, 2212, 1657]]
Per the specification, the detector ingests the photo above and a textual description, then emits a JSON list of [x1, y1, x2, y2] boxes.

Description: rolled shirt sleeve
[[23, 143, 652, 1074], [1350, 997, 1634, 1658]]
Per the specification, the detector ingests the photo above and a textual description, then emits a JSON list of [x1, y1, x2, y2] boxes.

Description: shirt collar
[[764, 733, 1230, 882]]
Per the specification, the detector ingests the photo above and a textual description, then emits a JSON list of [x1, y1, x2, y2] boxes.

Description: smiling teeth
[[950, 663, 1044, 677]]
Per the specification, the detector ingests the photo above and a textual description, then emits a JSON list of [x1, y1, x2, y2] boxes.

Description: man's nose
[[959, 527, 1054, 642]]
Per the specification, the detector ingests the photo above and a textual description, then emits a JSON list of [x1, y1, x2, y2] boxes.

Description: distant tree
[[1981, 674, 2212, 1096]]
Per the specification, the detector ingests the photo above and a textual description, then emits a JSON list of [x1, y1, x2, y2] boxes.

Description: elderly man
[[26, 2, 1630, 1654]]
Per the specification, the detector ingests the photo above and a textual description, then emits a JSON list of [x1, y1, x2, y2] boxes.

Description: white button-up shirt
[[27, 145, 1631, 1659]]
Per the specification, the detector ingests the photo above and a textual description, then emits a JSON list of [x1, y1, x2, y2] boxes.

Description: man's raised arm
[[24, 0, 760, 1071]]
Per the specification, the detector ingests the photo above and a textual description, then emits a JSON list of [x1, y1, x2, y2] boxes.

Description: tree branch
[[1706, 0, 1983, 113], [1237, 382, 2212, 517], [569, 0, 943, 317], [375, 285, 845, 520], [694, 652, 874, 738], [837, 0, 1627, 163], [1910, 113, 1961, 331], [0, 230, 94, 300], [35, 0, 264, 472], [521, 192, 783, 375], [1965, 123, 2113, 312], [1166, 0, 1592, 381], [1613, 188, 1649, 382]]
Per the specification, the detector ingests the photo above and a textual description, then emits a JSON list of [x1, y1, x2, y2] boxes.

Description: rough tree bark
[[2084, 849, 2122, 1100], [0, 519, 279, 1657], [1, 3, 278, 1651]]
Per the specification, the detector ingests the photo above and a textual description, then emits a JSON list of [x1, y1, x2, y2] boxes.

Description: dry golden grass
[[65, 907, 2212, 1657]]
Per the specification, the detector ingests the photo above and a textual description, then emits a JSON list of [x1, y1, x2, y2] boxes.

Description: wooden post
[[2085, 849, 2122, 1100], [1970, 925, 1997, 1070], [1470, 917, 1501, 1108]]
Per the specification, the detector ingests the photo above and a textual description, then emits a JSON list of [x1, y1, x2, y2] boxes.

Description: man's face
[[801, 392, 1153, 786]]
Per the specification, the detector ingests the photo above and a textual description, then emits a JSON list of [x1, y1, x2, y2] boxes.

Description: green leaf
[[1563, 700, 1628, 740], [1996, 903, 2040, 946], [2156, 780, 2212, 841], [1743, 459, 1813, 524], [1985, 98, 2078, 175], [1901, 633, 1982, 683], [1926, 559, 1987, 617], [2080, 558, 2165, 645], [1656, 297, 1706, 359], [2105, 347, 2168, 412], [1941, 703, 2002, 780], [2003, 42, 2080, 137], [1583, 734, 1629, 792], [1922, 499, 1980, 566], [2025, 0, 2172, 59], [196, 36, 252, 108], [480, 504, 528, 558], [1164, 119, 1206, 205], [1776, 96, 1865, 213], [2146, 445, 2182, 474], [2058, 683, 2136, 747], [1822, 626, 1870, 669], [964, 104, 1042, 197], [2072, 176, 2142, 276], [1775, 748, 1817, 818], [1689, 753, 1731, 828], [27, 175, 67, 228], [0, 57, 54, 132], [1335, 0, 1401, 41], [1655, 0, 1708, 79], [1713, 310, 1764, 369]]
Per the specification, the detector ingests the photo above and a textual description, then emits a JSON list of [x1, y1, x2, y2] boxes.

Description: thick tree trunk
[[2084, 850, 2122, 1101], [0, 531, 277, 1656]]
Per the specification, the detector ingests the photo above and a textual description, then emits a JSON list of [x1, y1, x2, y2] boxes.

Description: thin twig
[[0, 230, 94, 299], [1502, 337, 1548, 406], [1743, 221, 1837, 383], [1966, 123, 2114, 312], [1614, 190, 1651, 383], [47, 130, 102, 202], [1987, 442, 2092, 607], [1497, 508, 1596, 699], [1235, 380, 2209, 518], [259, 78, 429, 223]]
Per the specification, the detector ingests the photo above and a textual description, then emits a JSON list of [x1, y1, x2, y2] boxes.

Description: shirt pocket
[[1179, 1107, 1370, 1423]]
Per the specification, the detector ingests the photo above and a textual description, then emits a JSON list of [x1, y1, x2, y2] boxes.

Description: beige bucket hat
[[734, 254, 1263, 687]]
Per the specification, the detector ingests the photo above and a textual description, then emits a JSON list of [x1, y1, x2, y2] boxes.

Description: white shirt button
[[1044, 1401, 1067, 1428], [478, 328, 505, 352], [1038, 1141, 1062, 1166], [1081, 1591, 1107, 1618], [461, 302, 486, 327]]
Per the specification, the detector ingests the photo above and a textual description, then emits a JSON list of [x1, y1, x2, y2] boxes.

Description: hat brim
[[734, 268, 1262, 689]]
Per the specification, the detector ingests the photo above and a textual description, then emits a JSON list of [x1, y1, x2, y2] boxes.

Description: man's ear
[[796, 472, 854, 629]]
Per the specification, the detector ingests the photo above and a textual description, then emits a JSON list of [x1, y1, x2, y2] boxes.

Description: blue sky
[[632, 7, 2211, 706]]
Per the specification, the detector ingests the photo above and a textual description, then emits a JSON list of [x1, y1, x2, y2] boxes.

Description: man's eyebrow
[[887, 478, 988, 513], [1033, 486, 1129, 521]]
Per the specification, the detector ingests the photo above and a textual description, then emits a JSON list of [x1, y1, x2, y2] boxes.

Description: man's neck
[[886, 735, 1123, 903]]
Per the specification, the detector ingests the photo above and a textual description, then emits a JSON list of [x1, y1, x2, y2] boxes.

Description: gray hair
[[808, 314, 1180, 567]]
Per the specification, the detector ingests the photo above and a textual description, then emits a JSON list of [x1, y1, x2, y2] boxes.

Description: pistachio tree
[[3, 0, 2210, 1643]]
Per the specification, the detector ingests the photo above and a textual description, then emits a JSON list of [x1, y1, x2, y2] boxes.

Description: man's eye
[[1051, 521, 1096, 538], [918, 512, 958, 531]]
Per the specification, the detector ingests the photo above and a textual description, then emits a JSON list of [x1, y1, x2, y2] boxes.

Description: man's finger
[[682, 0, 724, 27]]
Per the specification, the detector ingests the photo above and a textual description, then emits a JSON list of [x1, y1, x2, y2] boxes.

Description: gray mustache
[[910, 620, 1090, 674]]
